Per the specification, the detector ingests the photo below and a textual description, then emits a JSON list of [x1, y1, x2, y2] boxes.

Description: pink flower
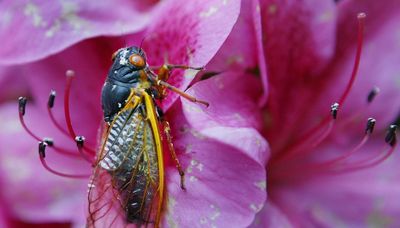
[[251, 0, 400, 227], [0, 0, 267, 227]]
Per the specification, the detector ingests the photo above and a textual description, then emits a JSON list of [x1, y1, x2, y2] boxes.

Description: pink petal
[[206, 0, 259, 72], [182, 72, 263, 131], [0, 0, 152, 64], [138, 0, 241, 110], [252, 0, 269, 106], [205, 0, 269, 106], [163, 104, 267, 227], [0, 102, 89, 224], [0, 203, 10, 228], [249, 201, 292, 228], [262, 140, 400, 227], [260, 0, 336, 78], [0, 66, 29, 103], [259, 0, 337, 150], [180, 72, 269, 163], [259, 0, 337, 88]]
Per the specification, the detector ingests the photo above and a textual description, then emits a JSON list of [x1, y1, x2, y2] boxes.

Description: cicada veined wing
[[87, 92, 164, 228]]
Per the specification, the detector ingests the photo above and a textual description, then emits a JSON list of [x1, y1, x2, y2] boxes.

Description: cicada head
[[108, 46, 148, 84]]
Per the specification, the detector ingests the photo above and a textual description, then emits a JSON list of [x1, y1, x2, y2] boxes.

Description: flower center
[[267, 13, 398, 184]]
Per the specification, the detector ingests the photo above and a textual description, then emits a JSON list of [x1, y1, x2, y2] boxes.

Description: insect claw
[[200, 100, 210, 108], [193, 66, 205, 71], [179, 171, 186, 191], [192, 97, 209, 107]]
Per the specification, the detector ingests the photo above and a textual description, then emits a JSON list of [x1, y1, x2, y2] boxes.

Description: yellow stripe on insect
[[142, 91, 164, 227]]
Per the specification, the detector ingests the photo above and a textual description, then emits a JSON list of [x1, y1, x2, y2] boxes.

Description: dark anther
[[75, 136, 85, 148], [330, 103, 339, 119], [385, 125, 397, 147], [367, 87, 380, 103], [48, 90, 56, 108], [365, 118, 376, 134], [18, 97, 27, 116], [43, 137, 54, 147], [38, 141, 47, 158]]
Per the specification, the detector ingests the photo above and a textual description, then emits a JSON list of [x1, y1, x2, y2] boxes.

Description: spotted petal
[[137, 0, 241, 110], [0, 0, 152, 65], [163, 102, 267, 228]]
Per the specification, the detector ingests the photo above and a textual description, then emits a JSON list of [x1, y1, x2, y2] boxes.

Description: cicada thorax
[[101, 46, 149, 123]]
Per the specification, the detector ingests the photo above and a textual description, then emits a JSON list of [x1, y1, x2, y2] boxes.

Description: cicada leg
[[162, 120, 186, 190], [149, 64, 204, 78], [149, 64, 209, 107]]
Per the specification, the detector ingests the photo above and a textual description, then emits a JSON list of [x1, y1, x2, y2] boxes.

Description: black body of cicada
[[101, 46, 147, 123]]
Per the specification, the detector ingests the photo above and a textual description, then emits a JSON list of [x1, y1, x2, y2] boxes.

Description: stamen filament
[[338, 13, 366, 105], [274, 103, 339, 163], [64, 70, 77, 139], [47, 90, 70, 137], [19, 97, 41, 141], [329, 125, 397, 173], [63, 70, 96, 156], [333, 144, 396, 174], [39, 142, 90, 179], [315, 133, 369, 169]]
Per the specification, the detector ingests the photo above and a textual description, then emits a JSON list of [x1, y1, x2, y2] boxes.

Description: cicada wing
[[87, 105, 163, 227]]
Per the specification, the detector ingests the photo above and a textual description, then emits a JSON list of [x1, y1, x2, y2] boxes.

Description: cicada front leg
[[150, 64, 207, 105]]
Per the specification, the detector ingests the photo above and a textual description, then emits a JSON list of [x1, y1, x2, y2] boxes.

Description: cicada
[[87, 46, 208, 227]]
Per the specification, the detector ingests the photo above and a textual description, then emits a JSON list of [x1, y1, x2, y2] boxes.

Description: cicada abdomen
[[88, 99, 164, 227]]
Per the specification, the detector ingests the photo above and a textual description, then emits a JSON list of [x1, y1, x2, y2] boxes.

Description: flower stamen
[[18, 96, 82, 157], [64, 70, 95, 156], [38, 141, 90, 179], [75, 136, 94, 164], [332, 125, 397, 173], [18, 97, 40, 141], [367, 86, 380, 103], [337, 12, 366, 106], [274, 102, 339, 163], [272, 13, 367, 164], [47, 90, 70, 137], [309, 118, 375, 170]]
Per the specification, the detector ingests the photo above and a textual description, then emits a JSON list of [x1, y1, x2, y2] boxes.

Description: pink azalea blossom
[[250, 0, 400, 227], [0, 0, 267, 227]]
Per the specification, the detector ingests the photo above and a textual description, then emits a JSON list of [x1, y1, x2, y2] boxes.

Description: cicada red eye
[[129, 54, 146, 68]]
